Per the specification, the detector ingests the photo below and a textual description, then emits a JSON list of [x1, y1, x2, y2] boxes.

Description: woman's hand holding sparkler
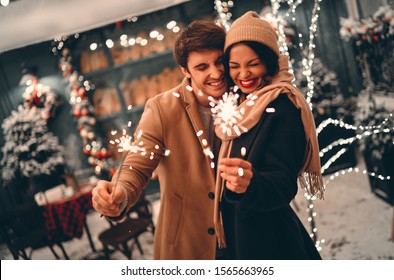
[[218, 158, 253, 194], [92, 180, 126, 217]]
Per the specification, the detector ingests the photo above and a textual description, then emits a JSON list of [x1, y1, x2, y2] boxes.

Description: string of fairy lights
[[271, 0, 303, 58], [214, 0, 234, 31], [317, 112, 394, 134], [268, 0, 393, 250], [272, 0, 321, 109], [269, 0, 325, 251], [304, 0, 321, 108], [310, 113, 393, 247], [317, 109, 394, 162], [320, 148, 348, 174], [325, 166, 391, 187]]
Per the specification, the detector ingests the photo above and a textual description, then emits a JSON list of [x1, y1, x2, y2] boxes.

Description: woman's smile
[[238, 78, 259, 88]]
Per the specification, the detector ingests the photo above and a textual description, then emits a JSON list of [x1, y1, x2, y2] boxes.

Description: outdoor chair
[[98, 193, 155, 259]]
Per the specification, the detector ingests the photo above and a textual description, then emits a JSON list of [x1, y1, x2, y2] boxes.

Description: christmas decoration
[[339, 5, 394, 91], [21, 76, 60, 122], [1, 106, 65, 196], [52, 39, 114, 177]]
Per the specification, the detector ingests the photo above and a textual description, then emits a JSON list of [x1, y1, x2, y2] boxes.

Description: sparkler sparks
[[203, 147, 214, 159], [107, 128, 170, 201], [174, 85, 250, 166], [110, 128, 170, 160], [209, 89, 247, 137]]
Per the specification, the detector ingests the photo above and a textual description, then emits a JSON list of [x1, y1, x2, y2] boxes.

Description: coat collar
[[179, 77, 195, 105]]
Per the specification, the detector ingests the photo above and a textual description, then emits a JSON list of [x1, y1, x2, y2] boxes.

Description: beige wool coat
[[112, 78, 218, 259]]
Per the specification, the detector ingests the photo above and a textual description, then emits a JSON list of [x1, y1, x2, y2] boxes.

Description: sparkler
[[111, 153, 127, 200], [208, 87, 248, 137], [106, 124, 170, 210], [109, 128, 141, 200]]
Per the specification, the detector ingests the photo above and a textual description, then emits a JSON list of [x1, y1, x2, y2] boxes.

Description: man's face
[[181, 49, 227, 106]]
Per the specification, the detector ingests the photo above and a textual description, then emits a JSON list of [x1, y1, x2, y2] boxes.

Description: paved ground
[[1, 155, 393, 260]]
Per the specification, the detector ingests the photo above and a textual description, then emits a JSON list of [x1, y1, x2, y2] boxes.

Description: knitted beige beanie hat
[[224, 11, 280, 56]]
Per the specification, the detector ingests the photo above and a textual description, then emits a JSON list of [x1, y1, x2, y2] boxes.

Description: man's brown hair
[[174, 20, 226, 70]]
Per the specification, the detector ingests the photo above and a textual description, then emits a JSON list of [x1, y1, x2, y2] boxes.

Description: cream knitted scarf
[[214, 55, 325, 249]]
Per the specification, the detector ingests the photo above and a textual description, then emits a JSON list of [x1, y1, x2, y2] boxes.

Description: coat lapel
[[181, 78, 216, 174], [230, 114, 264, 159]]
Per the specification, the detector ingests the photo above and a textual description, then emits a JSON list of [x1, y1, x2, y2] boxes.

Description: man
[[92, 20, 227, 259]]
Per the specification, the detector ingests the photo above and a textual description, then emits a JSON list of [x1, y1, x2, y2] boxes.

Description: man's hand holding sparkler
[[218, 158, 253, 194], [92, 180, 126, 217]]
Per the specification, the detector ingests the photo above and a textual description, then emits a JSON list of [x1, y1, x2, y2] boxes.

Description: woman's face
[[228, 43, 267, 94]]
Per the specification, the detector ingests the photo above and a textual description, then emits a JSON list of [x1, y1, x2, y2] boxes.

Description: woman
[[213, 11, 325, 259]]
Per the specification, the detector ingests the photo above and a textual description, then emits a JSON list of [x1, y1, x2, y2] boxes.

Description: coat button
[[208, 192, 215, 199], [208, 228, 215, 235]]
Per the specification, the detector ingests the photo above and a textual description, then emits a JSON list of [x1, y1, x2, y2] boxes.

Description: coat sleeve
[[111, 98, 165, 218], [224, 95, 306, 212]]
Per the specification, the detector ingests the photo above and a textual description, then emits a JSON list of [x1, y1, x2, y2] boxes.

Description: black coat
[[222, 94, 322, 260]]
